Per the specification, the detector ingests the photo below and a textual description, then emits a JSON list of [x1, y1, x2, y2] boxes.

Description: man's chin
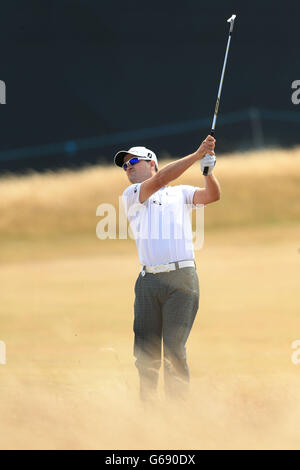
[[128, 174, 141, 183], [128, 174, 150, 184], [128, 175, 135, 183]]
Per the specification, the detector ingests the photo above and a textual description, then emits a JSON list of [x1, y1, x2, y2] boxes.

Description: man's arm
[[139, 135, 215, 203], [192, 174, 221, 205]]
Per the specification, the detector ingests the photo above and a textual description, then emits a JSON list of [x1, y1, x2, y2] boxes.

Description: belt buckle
[[149, 264, 168, 274], [158, 264, 172, 273], [145, 263, 174, 274], [153, 264, 164, 274]]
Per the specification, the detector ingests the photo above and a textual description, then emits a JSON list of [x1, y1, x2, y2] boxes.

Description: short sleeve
[[122, 183, 145, 214], [180, 184, 201, 209]]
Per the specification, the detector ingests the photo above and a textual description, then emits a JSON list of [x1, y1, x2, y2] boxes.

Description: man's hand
[[200, 154, 216, 175], [195, 135, 216, 159]]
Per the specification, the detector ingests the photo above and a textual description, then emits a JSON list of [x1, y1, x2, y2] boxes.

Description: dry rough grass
[[0, 230, 299, 449], [0, 147, 299, 237], [0, 148, 299, 449]]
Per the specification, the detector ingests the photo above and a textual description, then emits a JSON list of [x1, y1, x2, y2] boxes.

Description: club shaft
[[211, 33, 232, 133], [203, 16, 236, 175]]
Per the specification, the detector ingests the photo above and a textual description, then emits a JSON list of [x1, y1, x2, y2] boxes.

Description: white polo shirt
[[122, 183, 201, 266]]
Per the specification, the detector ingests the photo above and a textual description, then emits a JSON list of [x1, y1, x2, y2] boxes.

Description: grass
[[0, 147, 299, 238], [0, 148, 299, 449]]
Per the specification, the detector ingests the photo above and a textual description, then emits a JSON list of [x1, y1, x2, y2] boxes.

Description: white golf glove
[[200, 154, 216, 175]]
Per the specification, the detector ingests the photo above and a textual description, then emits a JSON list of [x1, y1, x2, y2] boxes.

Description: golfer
[[114, 136, 220, 401]]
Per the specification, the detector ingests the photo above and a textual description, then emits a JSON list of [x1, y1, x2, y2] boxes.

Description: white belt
[[141, 260, 195, 275]]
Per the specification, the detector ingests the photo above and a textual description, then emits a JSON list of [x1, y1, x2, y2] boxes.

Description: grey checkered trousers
[[133, 264, 200, 401]]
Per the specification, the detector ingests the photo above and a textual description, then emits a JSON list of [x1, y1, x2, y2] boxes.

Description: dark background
[[0, 0, 299, 173]]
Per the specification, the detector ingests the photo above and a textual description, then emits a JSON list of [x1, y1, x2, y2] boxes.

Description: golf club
[[203, 14, 237, 176]]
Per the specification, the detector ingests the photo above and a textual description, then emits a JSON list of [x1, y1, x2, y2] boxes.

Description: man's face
[[123, 154, 155, 183]]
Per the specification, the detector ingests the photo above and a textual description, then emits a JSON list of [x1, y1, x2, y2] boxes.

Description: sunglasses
[[122, 157, 141, 171]]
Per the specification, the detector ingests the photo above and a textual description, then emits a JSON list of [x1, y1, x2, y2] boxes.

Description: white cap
[[114, 146, 158, 170]]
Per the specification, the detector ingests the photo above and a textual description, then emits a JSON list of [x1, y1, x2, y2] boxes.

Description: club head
[[227, 14, 236, 33], [227, 14, 236, 23]]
